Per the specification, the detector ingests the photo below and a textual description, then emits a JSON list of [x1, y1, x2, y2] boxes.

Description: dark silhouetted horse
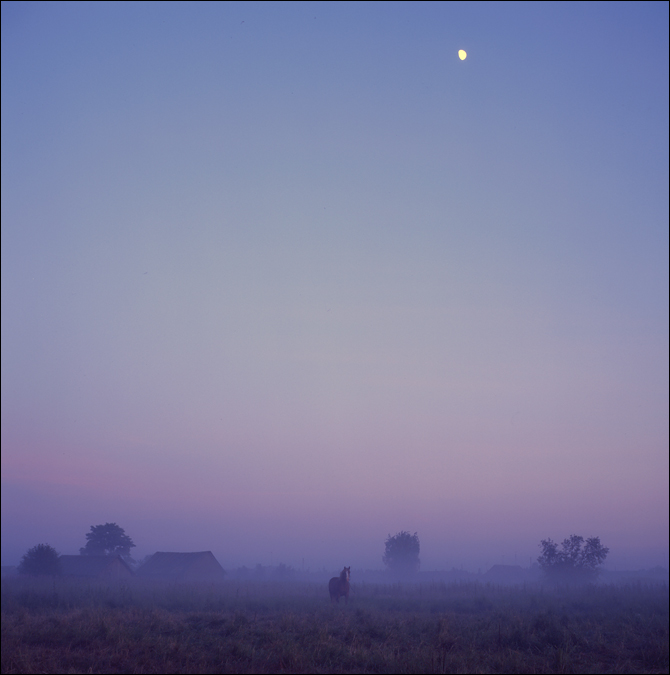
[[329, 566, 350, 604]]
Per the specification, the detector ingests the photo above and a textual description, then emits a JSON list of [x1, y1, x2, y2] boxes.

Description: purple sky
[[2, 1, 668, 572]]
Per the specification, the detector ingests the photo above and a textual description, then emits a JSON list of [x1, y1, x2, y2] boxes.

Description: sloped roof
[[136, 551, 225, 581], [59, 555, 134, 578]]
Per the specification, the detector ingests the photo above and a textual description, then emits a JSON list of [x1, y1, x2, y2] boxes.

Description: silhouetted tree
[[383, 531, 421, 575], [538, 535, 608, 582], [80, 523, 135, 561], [18, 544, 61, 576]]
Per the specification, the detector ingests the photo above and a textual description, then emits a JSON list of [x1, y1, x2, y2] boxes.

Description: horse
[[329, 566, 351, 604]]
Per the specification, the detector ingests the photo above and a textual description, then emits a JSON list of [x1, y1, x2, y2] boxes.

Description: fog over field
[[1, 2, 668, 573]]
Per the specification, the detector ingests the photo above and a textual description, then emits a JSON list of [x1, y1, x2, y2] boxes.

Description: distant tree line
[[18, 523, 136, 576], [16, 524, 610, 583]]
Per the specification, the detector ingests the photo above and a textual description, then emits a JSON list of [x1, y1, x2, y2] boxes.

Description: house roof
[[136, 551, 225, 580], [59, 555, 134, 577]]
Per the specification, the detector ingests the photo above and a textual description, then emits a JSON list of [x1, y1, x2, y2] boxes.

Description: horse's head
[[343, 566, 351, 582]]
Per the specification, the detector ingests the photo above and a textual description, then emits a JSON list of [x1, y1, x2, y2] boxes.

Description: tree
[[80, 523, 136, 561], [18, 544, 61, 576], [383, 531, 421, 575], [538, 535, 609, 582]]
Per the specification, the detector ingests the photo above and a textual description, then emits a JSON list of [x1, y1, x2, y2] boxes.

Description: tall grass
[[2, 577, 667, 674]]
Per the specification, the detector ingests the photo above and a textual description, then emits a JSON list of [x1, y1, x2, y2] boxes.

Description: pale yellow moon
[[458, 49, 467, 60]]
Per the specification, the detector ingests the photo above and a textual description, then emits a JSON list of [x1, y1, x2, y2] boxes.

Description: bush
[[538, 535, 608, 582], [383, 531, 421, 575], [17, 544, 61, 576]]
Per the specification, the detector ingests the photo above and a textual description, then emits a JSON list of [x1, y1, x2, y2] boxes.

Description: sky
[[2, 1, 668, 573]]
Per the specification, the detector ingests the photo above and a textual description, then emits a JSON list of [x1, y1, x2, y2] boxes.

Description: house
[[136, 551, 226, 582], [59, 555, 134, 579]]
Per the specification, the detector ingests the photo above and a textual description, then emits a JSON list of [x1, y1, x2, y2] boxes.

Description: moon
[[458, 49, 467, 60]]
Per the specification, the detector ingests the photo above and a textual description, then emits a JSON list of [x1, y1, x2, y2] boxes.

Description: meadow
[[1, 576, 667, 674]]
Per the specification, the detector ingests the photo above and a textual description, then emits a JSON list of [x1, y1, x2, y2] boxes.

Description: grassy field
[[1, 576, 667, 674]]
